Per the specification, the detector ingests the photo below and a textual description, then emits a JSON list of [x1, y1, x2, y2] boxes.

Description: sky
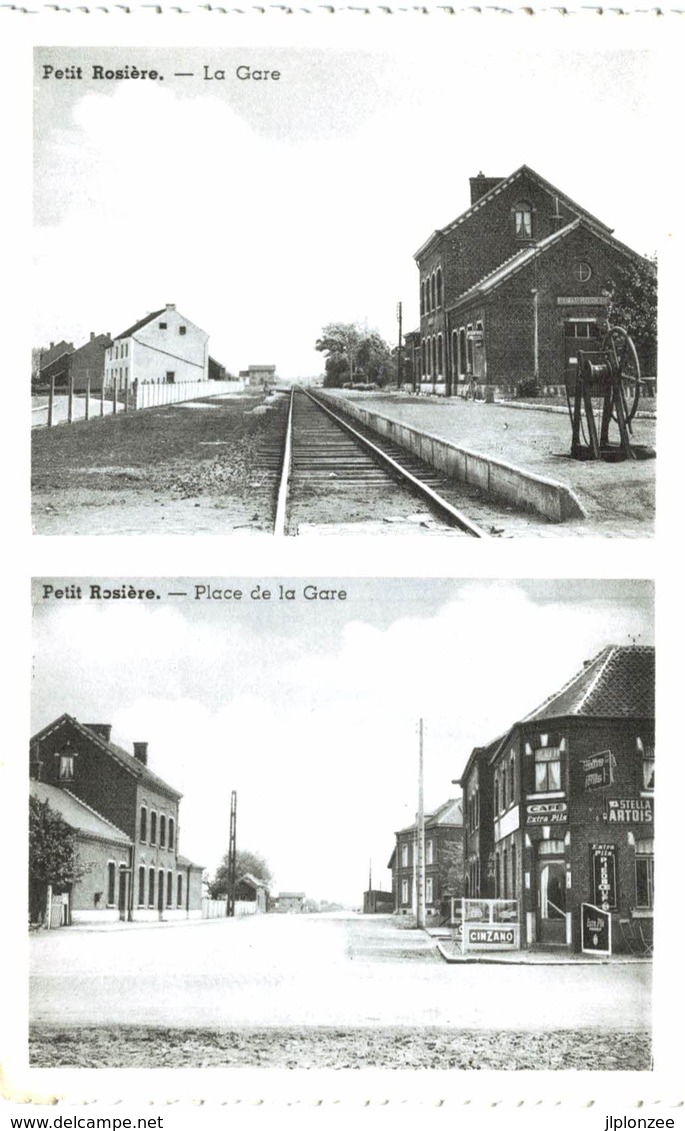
[[31, 578, 654, 907], [33, 44, 658, 379]]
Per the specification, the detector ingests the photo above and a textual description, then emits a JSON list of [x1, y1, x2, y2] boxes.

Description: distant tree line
[[316, 322, 397, 389]]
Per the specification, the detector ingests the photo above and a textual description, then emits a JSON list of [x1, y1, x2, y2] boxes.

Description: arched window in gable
[[514, 202, 533, 239]]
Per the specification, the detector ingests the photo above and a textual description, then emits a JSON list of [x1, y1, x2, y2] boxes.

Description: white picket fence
[[134, 379, 243, 410]]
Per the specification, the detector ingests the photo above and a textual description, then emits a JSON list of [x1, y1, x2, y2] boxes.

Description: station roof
[[30, 779, 132, 846]]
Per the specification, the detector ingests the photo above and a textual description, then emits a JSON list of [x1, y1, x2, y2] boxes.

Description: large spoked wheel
[[601, 325, 641, 425]]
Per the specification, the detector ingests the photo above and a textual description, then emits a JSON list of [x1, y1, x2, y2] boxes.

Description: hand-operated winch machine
[[566, 324, 653, 461]]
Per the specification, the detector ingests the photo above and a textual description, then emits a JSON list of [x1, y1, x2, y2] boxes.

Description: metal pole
[[532, 288, 539, 384], [417, 719, 426, 929], [396, 302, 403, 389]]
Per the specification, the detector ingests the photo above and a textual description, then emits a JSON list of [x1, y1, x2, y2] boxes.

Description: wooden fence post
[[67, 372, 74, 424]]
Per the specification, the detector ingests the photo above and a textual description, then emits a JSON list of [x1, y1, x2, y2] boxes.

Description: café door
[[537, 859, 567, 945]]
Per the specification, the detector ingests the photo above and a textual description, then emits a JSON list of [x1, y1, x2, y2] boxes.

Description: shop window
[[514, 203, 533, 239], [168, 817, 175, 850], [426, 876, 434, 904], [177, 873, 183, 907], [534, 745, 562, 792], [138, 866, 145, 907], [637, 737, 654, 791], [635, 840, 654, 909], [139, 805, 147, 842], [107, 862, 116, 907]]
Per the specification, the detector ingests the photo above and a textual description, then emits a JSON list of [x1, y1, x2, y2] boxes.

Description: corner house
[[29, 714, 203, 925], [460, 646, 654, 953]]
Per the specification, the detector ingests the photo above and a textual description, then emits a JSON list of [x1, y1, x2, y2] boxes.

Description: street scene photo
[[28, 578, 654, 1070], [32, 43, 657, 536]]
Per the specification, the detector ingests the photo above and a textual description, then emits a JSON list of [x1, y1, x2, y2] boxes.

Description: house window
[[166, 372, 175, 384], [426, 876, 434, 904], [511, 841, 517, 898], [401, 879, 409, 905], [502, 848, 508, 898], [159, 322, 167, 330], [150, 811, 157, 845], [637, 737, 655, 791], [179, 326, 187, 336], [177, 873, 183, 907], [58, 754, 74, 781], [401, 843, 409, 868], [148, 867, 155, 907], [635, 840, 654, 909], [494, 773, 500, 814], [426, 839, 434, 866], [514, 203, 533, 239], [501, 765, 508, 810], [139, 806, 147, 842], [160, 815, 166, 848], [107, 862, 116, 907], [168, 817, 175, 850], [167, 871, 173, 908], [510, 752, 517, 804], [437, 335, 443, 377], [573, 262, 592, 282], [138, 866, 145, 907], [534, 746, 562, 792]]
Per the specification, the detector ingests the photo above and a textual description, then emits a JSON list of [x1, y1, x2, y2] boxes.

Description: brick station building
[[413, 165, 655, 396], [29, 714, 203, 925], [458, 645, 654, 953]]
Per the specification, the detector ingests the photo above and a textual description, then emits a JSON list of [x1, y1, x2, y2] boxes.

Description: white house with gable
[[105, 304, 209, 389]]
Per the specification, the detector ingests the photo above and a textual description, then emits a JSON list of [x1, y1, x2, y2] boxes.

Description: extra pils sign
[[581, 902, 612, 956], [591, 844, 617, 910]]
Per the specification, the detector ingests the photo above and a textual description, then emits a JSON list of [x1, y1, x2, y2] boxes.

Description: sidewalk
[[431, 935, 651, 966]]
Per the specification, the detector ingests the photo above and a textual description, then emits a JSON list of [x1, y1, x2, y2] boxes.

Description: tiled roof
[[524, 645, 655, 722], [414, 164, 614, 260], [31, 714, 182, 801], [177, 854, 203, 870], [30, 780, 132, 845], [396, 797, 463, 836], [114, 309, 166, 341]]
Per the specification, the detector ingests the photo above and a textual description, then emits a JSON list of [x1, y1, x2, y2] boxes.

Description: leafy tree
[[29, 796, 86, 923], [208, 849, 273, 900], [606, 254, 657, 376], [438, 841, 465, 900], [316, 322, 395, 388]]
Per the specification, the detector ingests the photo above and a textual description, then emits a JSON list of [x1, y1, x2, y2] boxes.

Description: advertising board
[[581, 902, 612, 956]]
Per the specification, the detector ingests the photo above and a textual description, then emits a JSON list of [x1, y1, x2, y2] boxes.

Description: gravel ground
[[31, 392, 288, 535], [28, 1025, 651, 1070]]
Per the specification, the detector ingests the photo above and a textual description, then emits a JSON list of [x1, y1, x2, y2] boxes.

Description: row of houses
[[384, 645, 654, 954], [35, 304, 276, 394], [405, 164, 656, 395]]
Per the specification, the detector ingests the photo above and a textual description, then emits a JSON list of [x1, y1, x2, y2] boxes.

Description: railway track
[[275, 388, 489, 536]]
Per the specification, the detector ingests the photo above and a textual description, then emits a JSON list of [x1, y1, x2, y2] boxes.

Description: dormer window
[[514, 203, 533, 239]]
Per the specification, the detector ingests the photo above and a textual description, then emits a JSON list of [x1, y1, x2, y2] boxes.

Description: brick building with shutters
[[29, 714, 203, 924], [413, 165, 655, 396], [458, 645, 654, 953]]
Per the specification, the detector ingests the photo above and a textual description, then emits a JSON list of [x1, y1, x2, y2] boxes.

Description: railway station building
[[388, 798, 464, 919], [457, 645, 654, 953], [29, 714, 204, 925], [413, 165, 655, 396]]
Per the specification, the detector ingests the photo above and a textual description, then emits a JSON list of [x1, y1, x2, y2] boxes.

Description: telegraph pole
[[396, 301, 403, 389], [417, 719, 426, 929], [226, 790, 237, 917]]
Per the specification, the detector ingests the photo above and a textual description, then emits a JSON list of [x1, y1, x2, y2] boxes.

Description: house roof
[[524, 645, 655, 723], [395, 796, 463, 836], [113, 309, 166, 341], [414, 164, 614, 261], [30, 714, 183, 801], [447, 217, 647, 314], [177, 854, 204, 871], [277, 892, 305, 899], [30, 780, 132, 846], [237, 872, 269, 890]]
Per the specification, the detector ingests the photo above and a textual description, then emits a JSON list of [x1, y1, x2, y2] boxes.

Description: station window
[[533, 745, 562, 792], [148, 867, 155, 907], [431, 273, 437, 311], [167, 871, 173, 908], [635, 840, 654, 909], [160, 815, 166, 848], [107, 862, 116, 907], [514, 203, 533, 239], [177, 873, 183, 907], [150, 811, 157, 845], [436, 268, 443, 308], [573, 262, 592, 282], [58, 754, 74, 781], [138, 866, 145, 907], [168, 817, 175, 850], [139, 806, 147, 842]]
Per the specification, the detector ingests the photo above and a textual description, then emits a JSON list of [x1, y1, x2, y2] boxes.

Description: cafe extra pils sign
[[526, 801, 568, 825]]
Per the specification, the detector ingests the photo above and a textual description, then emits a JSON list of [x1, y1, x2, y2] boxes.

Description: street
[[29, 913, 651, 1068]]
